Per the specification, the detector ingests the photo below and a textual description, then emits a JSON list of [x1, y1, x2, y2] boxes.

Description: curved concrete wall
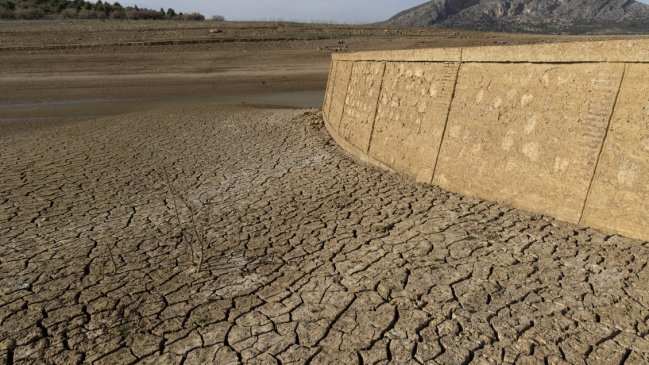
[[322, 40, 649, 242]]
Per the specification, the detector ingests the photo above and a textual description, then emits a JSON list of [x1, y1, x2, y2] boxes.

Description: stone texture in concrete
[[339, 61, 385, 152], [369, 62, 459, 183], [433, 63, 624, 224], [582, 64, 649, 240], [462, 39, 649, 63], [335, 40, 649, 63], [323, 40, 649, 242], [322, 62, 335, 121], [333, 47, 462, 62], [325, 61, 352, 130]]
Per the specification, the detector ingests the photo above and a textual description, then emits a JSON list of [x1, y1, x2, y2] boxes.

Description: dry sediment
[[1, 105, 648, 364]]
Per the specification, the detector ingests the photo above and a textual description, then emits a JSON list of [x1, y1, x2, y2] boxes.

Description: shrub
[[126, 8, 163, 20], [125, 9, 141, 19], [58, 8, 77, 19], [1, 1, 16, 11], [178, 12, 204, 21], [211, 15, 225, 21], [14, 8, 44, 19], [0, 8, 13, 19], [110, 9, 125, 19], [77, 8, 97, 19]]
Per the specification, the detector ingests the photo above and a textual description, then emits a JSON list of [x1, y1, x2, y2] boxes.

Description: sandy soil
[[2, 20, 649, 364]]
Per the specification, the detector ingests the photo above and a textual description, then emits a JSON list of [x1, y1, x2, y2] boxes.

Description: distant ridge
[[385, 0, 649, 34]]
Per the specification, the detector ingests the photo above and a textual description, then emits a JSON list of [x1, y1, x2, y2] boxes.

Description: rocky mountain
[[386, 0, 649, 34]]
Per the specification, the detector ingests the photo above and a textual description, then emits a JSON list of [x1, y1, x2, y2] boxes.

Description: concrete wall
[[323, 40, 649, 242]]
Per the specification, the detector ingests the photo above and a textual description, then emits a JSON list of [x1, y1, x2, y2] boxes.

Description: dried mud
[[1, 106, 648, 364]]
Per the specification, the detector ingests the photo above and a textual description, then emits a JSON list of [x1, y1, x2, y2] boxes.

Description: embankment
[[322, 40, 649, 241]]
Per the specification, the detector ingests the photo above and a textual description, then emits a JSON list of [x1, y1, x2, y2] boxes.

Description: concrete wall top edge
[[333, 39, 649, 63], [332, 47, 462, 62]]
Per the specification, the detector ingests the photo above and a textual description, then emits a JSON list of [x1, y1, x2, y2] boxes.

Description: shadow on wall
[[323, 40, 649, 242]]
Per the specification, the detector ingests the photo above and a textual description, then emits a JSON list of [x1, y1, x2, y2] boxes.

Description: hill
[[0, 0, 205, 20], [386, 0, 649, 34]]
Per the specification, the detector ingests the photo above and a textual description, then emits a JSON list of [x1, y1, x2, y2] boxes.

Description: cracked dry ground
[[1, 105, 649, 365]]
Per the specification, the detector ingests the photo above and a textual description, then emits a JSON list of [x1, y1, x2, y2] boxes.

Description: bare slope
[[386, 0, 649, 33]]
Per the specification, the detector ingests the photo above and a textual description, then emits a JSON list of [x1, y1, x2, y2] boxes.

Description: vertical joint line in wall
[[367, 62, 387, 153], [325, 61, 336, 119], [578, 63, 627, 225], [430, 49, 463, 184], [338, 61, 356, 131]]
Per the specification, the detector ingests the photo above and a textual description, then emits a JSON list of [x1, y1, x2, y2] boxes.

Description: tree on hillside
[[0, 1, 16, 10], [0, 0, 206, 20]]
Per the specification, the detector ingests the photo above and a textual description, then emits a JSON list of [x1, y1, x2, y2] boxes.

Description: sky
[[123, 0, 430, 23], [124, 0, 649, 23]]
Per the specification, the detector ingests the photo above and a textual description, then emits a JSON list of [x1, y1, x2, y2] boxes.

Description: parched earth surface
[[1, 105, 649, 364]]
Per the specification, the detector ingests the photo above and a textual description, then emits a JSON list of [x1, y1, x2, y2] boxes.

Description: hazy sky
[[124, 0, 649, 23], [124, 0, 430, 23]]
